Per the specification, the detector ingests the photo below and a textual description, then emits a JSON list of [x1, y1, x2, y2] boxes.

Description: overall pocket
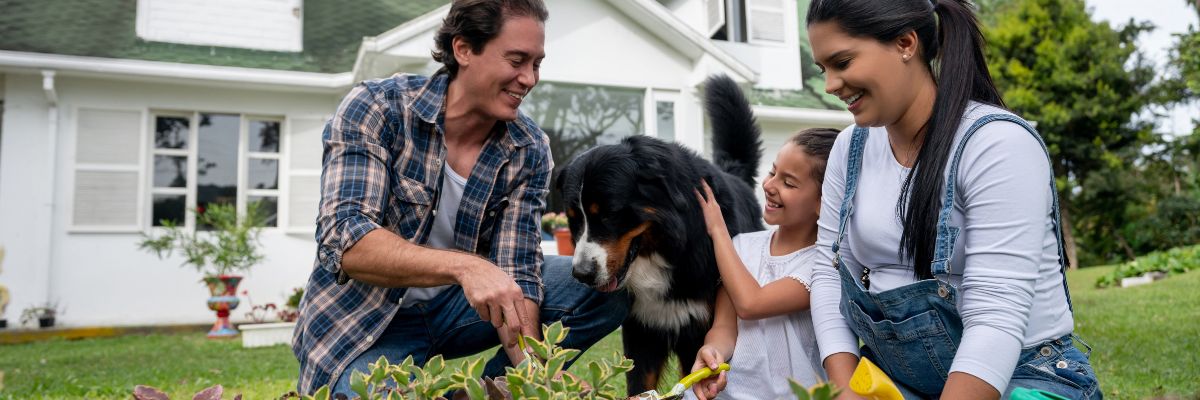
[[843, 300, 960, 397]]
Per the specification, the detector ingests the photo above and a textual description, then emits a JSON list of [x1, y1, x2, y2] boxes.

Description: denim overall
[[832, 114, 1102, 399]]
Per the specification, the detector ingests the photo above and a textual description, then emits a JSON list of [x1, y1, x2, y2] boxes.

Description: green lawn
[[0, 265, 1195, 399]]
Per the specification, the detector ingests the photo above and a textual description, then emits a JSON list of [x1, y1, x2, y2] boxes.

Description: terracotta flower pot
[[554, 227, 574, 256]]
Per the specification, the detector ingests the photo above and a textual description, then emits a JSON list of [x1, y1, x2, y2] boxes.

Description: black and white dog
[[555, 75, 765, 395]]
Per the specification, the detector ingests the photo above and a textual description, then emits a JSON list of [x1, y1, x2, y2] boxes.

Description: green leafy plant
[[138, 201, 268, 277], [541, 212, 569, 233], [1095, 244, 1199, 288], [788, 379, 840, 400], [285, 321, 632, 399], [19, 301, 63, 326]]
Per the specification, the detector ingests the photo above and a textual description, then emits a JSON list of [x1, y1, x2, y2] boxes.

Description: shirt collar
[[409, 70, 537, 148]]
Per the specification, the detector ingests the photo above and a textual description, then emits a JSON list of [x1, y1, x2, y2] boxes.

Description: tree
[[983, 0, 1159, 266]]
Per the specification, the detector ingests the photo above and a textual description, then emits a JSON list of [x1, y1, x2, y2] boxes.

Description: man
[[292, 0, 628, 394]]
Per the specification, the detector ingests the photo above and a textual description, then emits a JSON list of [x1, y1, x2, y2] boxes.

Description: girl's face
[[762, 142, 822, 228], [808, 21, 923, 128]]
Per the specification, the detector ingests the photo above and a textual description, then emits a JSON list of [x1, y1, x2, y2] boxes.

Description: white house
[[0, 0, 849, 327]]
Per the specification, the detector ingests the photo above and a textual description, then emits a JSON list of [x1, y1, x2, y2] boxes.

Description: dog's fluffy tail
[[704, 74, 763, 187]]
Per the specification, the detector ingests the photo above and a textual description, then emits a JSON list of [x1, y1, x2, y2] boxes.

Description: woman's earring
[[903, 53, 911, 61]]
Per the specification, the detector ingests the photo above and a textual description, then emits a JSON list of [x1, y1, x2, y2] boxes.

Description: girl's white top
[[687, 229, 825, 400]]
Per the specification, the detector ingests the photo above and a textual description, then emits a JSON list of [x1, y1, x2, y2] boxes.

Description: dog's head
[[555, 136, 707, 292]]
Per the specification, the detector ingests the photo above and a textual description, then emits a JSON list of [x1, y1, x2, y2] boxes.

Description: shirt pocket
[[389, 174, 433, 240]]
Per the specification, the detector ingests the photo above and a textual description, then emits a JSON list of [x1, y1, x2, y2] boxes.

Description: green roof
[[0, 0, 447, 73]]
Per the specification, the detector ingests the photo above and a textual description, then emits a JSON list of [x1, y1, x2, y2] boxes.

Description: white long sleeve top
[[810, 103, 1074, 392]]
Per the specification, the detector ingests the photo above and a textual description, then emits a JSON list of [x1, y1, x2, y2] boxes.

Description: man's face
[[455, 15, 546, 122]]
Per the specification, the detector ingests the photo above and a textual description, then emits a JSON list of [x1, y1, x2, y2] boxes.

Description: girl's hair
[[789, 128, 841, 186], [806, 0, 1006, 280]]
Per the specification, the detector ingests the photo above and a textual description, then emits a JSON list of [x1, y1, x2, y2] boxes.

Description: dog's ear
[[555, 153, 585, 202]]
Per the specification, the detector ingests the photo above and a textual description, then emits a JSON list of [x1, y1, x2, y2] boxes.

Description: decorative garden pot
[[38, 317, 54, 328], [203, 275, 243, 338], [554, 227, 574, 256]]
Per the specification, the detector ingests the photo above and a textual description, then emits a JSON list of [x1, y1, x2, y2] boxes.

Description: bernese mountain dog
[[555, 74, 765, 395]]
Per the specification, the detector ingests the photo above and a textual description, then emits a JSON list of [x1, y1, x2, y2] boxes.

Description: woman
[[805, 0, 1102, 399]]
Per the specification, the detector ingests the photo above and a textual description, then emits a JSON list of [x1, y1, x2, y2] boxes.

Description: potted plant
[[238, 289, 298, 348], [20, 301, 63, 329], [541, 212, 573, 256], [138, 201, 267, 338], [0, 245, 9, 329]]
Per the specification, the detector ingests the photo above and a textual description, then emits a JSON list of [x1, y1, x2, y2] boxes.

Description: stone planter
[[1120, 271, 1167, 288], [239, 322, 296, 348]]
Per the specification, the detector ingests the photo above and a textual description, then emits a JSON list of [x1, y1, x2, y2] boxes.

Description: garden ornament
[[631, 363, 729, 400]]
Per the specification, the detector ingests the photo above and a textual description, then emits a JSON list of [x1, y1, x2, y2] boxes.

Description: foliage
[[19, 301, 63, 325], [788, 379, 839, 400], [982, 0, 1168, 266], [541, 212, 569, 233], [1095, 245, 1199, 288], [138, 202, 268, 277], [285, 321, 632, 400]]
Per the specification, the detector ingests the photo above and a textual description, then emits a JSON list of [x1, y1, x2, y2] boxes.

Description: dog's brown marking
[[601, 221, 652, 280], [588, 203, 600, 215]]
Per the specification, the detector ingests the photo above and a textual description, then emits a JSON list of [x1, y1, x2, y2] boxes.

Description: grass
[[0, 265, 1195, 399]]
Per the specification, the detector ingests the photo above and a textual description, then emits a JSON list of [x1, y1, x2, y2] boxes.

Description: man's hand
[[456, 259, 529, 339], [498, 299, 541, 365], [690, 345, 729, 400]]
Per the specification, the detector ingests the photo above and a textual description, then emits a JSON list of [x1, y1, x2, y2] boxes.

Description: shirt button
[[432, 210, 438, 217], [1039, 346, 1053, 357], [366, 335, 374, 343], [1056, 360, 1069, 369]]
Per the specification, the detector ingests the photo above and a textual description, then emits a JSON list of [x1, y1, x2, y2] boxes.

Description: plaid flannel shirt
[[293, 72, 552, 393]]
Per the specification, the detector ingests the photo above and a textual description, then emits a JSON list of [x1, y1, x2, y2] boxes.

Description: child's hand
[[690, 345, 728, 400], [694, 180, 730, 238]]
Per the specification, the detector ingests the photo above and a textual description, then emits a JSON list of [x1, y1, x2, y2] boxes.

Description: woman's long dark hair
[[807, 0, 1005, 279]]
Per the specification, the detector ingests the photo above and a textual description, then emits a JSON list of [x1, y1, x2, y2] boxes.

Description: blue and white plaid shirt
[[293, 71, 552, 393]]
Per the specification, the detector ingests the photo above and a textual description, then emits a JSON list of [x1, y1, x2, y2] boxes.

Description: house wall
[[0, 73, 340, 327], [136, 0, 304, 52]]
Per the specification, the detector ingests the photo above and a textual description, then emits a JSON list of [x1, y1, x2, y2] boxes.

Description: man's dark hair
[[432, 0, 549, 80]]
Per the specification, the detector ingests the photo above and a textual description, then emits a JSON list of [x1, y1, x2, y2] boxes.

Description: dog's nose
[[572, 262, 596, 285]]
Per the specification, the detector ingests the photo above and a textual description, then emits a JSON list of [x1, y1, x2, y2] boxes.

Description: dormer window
[[708, 0, 785, 44], [135, 0, 304, 52]]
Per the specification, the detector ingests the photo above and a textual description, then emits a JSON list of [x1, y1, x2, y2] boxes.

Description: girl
[[805, 1, 1101, 399], [688, 128, 840, 400]]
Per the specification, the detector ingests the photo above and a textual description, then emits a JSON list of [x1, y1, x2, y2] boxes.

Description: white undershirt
[[400, 162, 467, 307], [810, 103, 1074, 393]]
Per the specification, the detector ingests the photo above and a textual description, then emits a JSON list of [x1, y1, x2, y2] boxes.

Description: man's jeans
[[331, 255, 628, 394]]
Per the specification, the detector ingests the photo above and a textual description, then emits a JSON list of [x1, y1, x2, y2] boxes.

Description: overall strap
[[932, 113, 1074, 310], [832, 126, 871, 258]]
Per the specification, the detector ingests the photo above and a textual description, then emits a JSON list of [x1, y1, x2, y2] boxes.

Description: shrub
[[1095, 244, 1199, 288]]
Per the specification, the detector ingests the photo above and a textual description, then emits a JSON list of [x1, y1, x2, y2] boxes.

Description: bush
[[1095, 245, 1199, 288]]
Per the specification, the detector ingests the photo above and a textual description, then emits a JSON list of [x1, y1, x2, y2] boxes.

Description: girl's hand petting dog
[[694, 180, 731, 239], [690, 344, 729, 400]]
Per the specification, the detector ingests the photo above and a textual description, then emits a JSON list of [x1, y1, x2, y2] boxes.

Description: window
[[522, 82, 644, 211], [710, 0, 785, 44], [647, 89, 680, 143], [150, 112, 281, 229]]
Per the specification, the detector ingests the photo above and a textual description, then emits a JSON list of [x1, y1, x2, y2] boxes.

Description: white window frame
[[146, 111, 285, 231], [746, 0, 787, 46], [645, 89, 681, 142]]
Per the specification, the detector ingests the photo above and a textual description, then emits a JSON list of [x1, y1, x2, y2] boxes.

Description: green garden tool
[[632, 363, 730, 400]]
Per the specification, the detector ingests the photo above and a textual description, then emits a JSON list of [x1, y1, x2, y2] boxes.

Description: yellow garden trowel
[[632, 363, 731, 400], [850, 357, 904, 400]]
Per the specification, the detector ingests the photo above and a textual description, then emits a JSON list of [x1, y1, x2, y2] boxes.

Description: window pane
[[522, 82, 644, 212], [250, 120, 280, 153], [152, 194, 186, 226], [155, 116, 189, 149], [656, 101, 675, 142], [248, 158, 279, 190], [197, 113, 240, 229], [249, 196, 278, 227], [153, 155, 188, 188]]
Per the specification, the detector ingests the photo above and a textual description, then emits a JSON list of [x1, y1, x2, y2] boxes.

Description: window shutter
[[706, 0, 726, 36], [71, 108, 143, 230], [748, 0, 786, 43], [285, 115, 326, 234]]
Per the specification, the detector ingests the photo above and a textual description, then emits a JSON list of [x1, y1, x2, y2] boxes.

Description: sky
[[1086, 0, 1199, 135]]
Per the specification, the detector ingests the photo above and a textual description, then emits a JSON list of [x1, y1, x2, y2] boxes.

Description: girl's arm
[[691, 287, 736, 400], [696, 181, 811, 320]]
